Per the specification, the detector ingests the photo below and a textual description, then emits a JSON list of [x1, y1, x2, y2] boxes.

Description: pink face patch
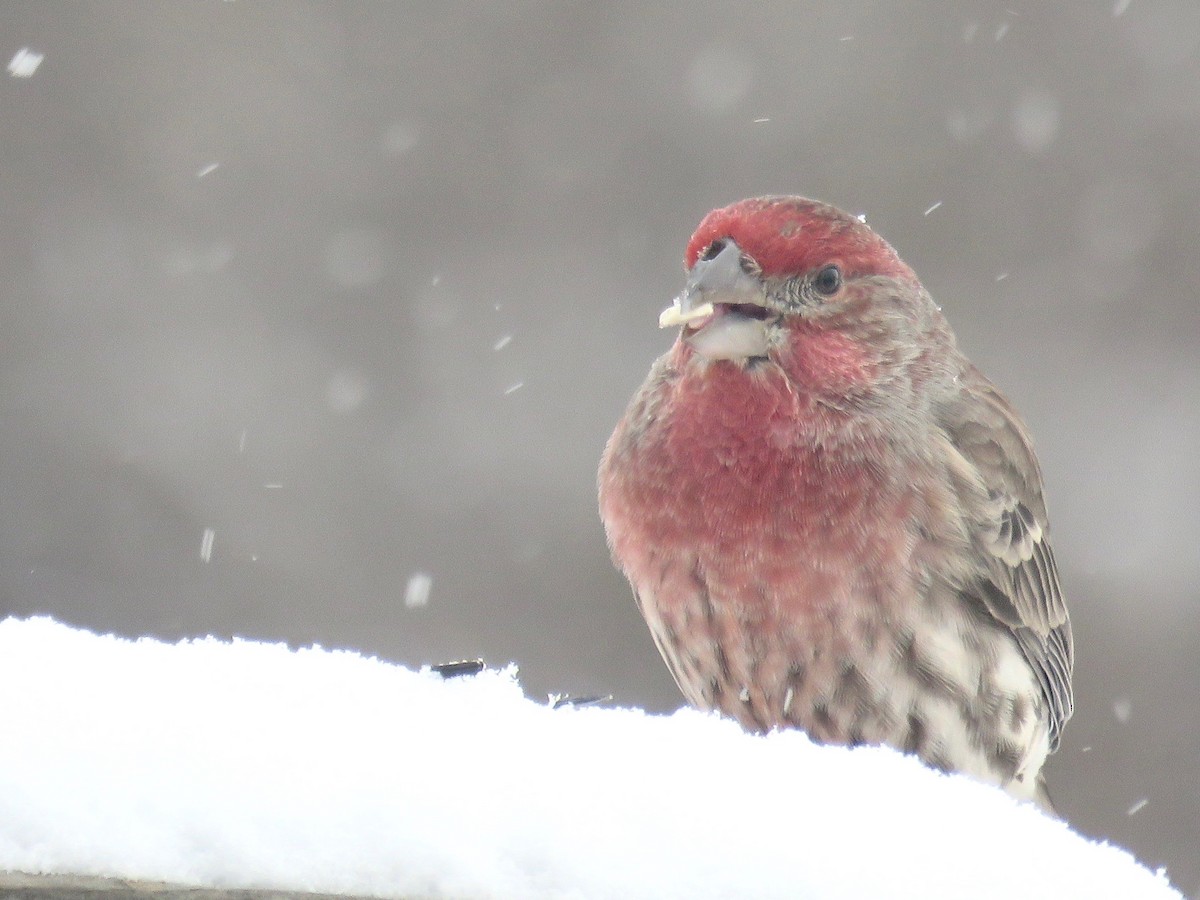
[[685, 196, 916, 283]]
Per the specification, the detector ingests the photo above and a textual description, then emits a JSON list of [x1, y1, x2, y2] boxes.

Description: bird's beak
[[659, 239, 767, 327], [658, 239, 774, 360]]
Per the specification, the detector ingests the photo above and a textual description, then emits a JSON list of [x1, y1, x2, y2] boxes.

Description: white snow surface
[[0, 617, 1179, 900]]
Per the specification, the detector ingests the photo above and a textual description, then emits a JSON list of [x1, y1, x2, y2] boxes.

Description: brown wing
[[939, 364, 1074, 750]]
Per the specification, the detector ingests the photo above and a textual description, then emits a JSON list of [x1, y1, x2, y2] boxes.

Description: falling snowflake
[[7, 48, 44, 78], [405, 572, 433, 609], [200, 528, 216, 563]]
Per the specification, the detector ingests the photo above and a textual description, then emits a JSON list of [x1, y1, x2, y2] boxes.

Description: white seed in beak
[[658, 297, 714, 329]]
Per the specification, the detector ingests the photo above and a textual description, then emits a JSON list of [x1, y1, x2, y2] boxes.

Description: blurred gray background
[[0, 1, 1196, 892]]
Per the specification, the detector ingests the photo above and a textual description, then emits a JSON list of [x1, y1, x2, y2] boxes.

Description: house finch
[[598, 196, 1073, 808]]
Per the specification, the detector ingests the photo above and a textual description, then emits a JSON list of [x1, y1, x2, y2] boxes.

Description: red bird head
[[660, 197, 950, 406]]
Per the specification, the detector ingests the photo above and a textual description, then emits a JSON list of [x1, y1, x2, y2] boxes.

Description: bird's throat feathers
[[659, 335, 885, 488], [602, 337, 902, 602], [673, 318, 878, 423]]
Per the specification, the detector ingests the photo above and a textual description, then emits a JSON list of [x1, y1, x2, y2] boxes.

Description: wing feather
[[939, 365, 1074, 749]]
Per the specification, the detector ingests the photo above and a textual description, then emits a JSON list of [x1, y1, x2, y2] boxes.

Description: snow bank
[[0, 617, 1178, 899]]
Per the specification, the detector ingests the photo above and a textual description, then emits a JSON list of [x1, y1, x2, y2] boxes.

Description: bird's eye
[[700, 239, 726, 261], [813, 264, 842, 296]]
